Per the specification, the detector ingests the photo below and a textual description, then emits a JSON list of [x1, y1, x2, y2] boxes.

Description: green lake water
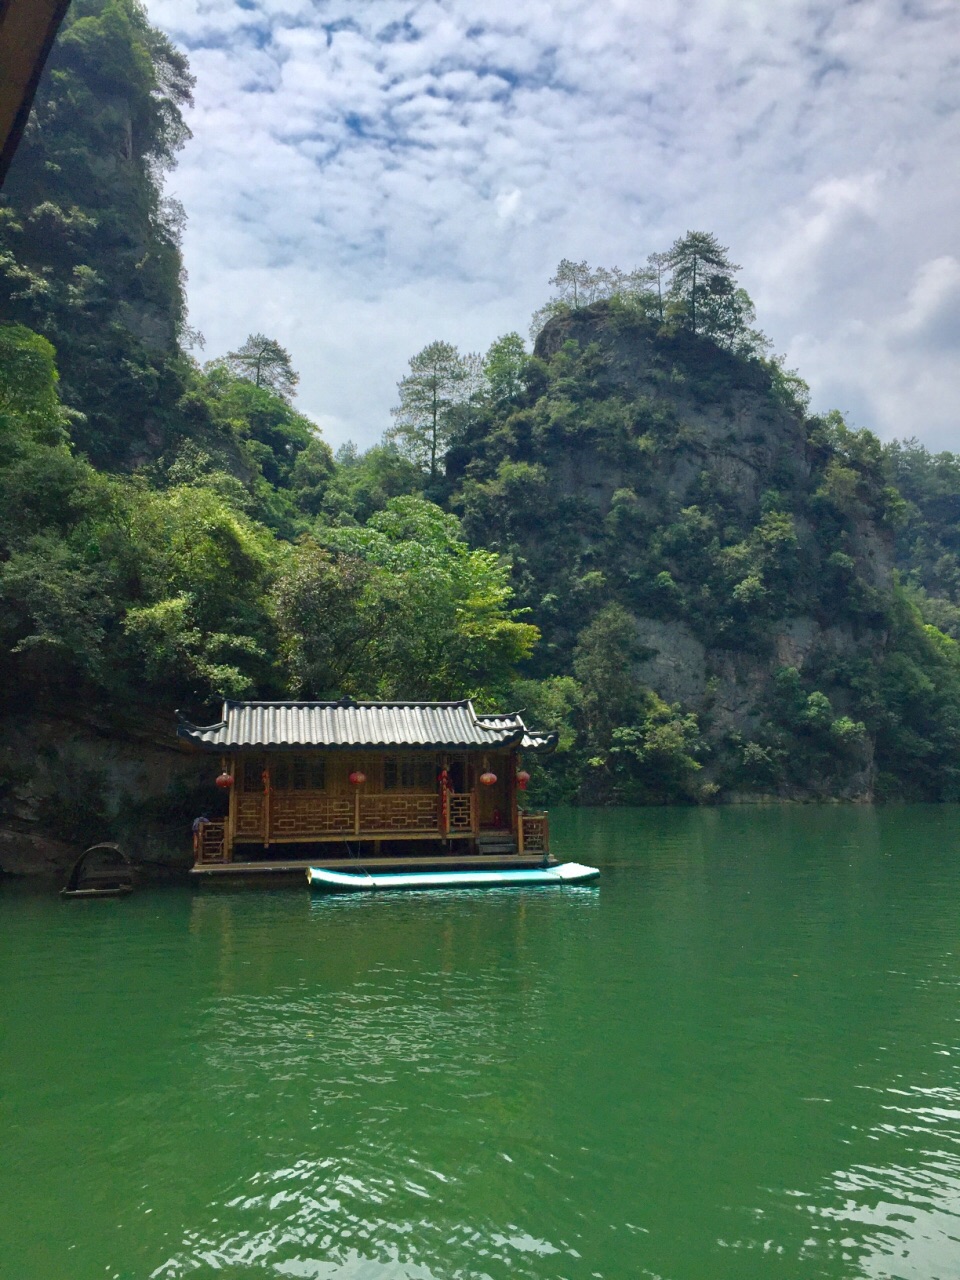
[[4, 806, 960, 1280]]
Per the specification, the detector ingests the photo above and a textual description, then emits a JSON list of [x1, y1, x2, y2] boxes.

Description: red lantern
[[215, 772, 234, 789], [516, 770, 531, 791], [479, 770, 497, 787], [348, 770, 366, 786]]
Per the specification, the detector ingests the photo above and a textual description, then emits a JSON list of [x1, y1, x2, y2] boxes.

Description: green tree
[[289, 438, 335, 517], [195, 361, 315, 484], [320, 442, 422, 525], [0, 325, 70, 458], [119, 483, 277, 698], [549, 259, 593, 308], [609, 697, 705, 803], [276, 497, 538, 700], [647, 251, 670, 322], [572, 604, 645, 751], [388, 340, 481, 481], [272, 542, 376, 697], [0, 0, 196, 466], [667, 231, 740, 336], [483, 332, 528, 408], [224, 333, 299, 399]]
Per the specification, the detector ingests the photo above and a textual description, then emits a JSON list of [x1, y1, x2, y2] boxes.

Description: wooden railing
[[197, 796, 546, 862], [360, 793, 438, 833], [271, 794, 353, 837], [194, 820, 227, 865], [518, 811, 549, 855], [232, 790, 479, 842], [447, 792, 475, 833]]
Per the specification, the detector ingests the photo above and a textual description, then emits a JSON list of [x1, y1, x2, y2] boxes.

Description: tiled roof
[[177, 699, 557, 752]]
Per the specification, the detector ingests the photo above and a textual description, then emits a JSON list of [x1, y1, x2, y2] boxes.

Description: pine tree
[[388, 341, 481, 480], [225, 334, 299, 399], [667, 232, 740, 335]]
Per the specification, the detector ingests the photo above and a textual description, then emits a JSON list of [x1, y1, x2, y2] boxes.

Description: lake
[[3, 806, 960, 1279]]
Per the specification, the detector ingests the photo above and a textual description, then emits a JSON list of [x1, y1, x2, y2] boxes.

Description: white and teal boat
[[307, 862, 599, 893]]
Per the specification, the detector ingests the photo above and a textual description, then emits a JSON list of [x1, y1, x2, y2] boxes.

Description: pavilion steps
[[476, 832, 519, 855]]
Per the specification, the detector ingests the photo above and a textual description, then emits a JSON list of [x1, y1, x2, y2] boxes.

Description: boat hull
[[61, 884, 134, 899], [307, 862, 599, 893]]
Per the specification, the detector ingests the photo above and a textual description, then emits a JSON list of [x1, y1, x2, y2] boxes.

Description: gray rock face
[[538, 319, 811, 516], [633, 618, 707, 704], [773, 617, 821, 670]]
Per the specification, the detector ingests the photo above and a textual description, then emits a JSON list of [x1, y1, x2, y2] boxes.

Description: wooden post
[[262, 762, 271, 848], [468, 758, 478, 835], [509, 750, 519, 840], [354, 785, 360, 836], [518, 812, 525, 855], [225, 754, 236, 862]]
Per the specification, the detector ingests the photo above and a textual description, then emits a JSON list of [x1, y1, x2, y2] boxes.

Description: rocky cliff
[[0, 708, 211, 877], [454, 303, 937, 802]]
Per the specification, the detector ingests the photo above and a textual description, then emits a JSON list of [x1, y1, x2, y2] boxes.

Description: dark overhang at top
[[176, 698, 557, 754], [0, 0, 72, 187]]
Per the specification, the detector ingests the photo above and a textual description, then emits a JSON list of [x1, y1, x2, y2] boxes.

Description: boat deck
[[191, 853, 558, 877]]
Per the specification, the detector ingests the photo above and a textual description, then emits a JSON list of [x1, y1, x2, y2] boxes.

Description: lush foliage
[[529, 234, 772, 361], [274, 498, 537, 700], [0, 0, 195, 467], [883, 438, 960, 637], [0, 2, 535, 726]]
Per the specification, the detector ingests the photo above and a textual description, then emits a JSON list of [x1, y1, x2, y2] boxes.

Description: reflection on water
[[150, 1146, 578, 1279], [154, 888, 598, 1278], [792, 1077, 960, 1279], [4, 806, 960, 1280]]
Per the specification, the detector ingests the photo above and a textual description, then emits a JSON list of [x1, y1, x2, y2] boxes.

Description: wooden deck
[[191, 852, 557, 877]]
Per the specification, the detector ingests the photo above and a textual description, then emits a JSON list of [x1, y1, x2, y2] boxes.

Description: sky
[[148, 0, 960, 453]]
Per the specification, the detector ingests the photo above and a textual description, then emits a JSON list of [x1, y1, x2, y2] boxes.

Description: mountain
[[449, 303, 960, 803]]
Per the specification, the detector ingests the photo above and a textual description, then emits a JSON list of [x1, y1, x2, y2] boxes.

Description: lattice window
[[236, 794, 264, 836], [271, 756, 326, 792], [383, 755, 436, 791], [520, 814, 548, 852]]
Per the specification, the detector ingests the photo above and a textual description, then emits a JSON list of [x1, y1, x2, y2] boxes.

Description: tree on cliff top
[[666, 231, 740, 336], [224, 333, 299, 400]]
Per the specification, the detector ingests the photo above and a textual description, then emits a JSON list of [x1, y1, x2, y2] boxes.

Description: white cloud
[[149, 0, 960, 449], [895, 256, 960, 350]]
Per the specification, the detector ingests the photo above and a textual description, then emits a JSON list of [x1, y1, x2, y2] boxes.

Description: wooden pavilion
[[178, 698, 557, 875]]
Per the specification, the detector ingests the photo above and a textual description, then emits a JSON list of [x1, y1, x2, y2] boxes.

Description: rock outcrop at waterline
[[0, 709, 208, 876]]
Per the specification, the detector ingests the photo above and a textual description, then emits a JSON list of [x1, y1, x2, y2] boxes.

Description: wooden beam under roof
[[0, 0, 71, 187]]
